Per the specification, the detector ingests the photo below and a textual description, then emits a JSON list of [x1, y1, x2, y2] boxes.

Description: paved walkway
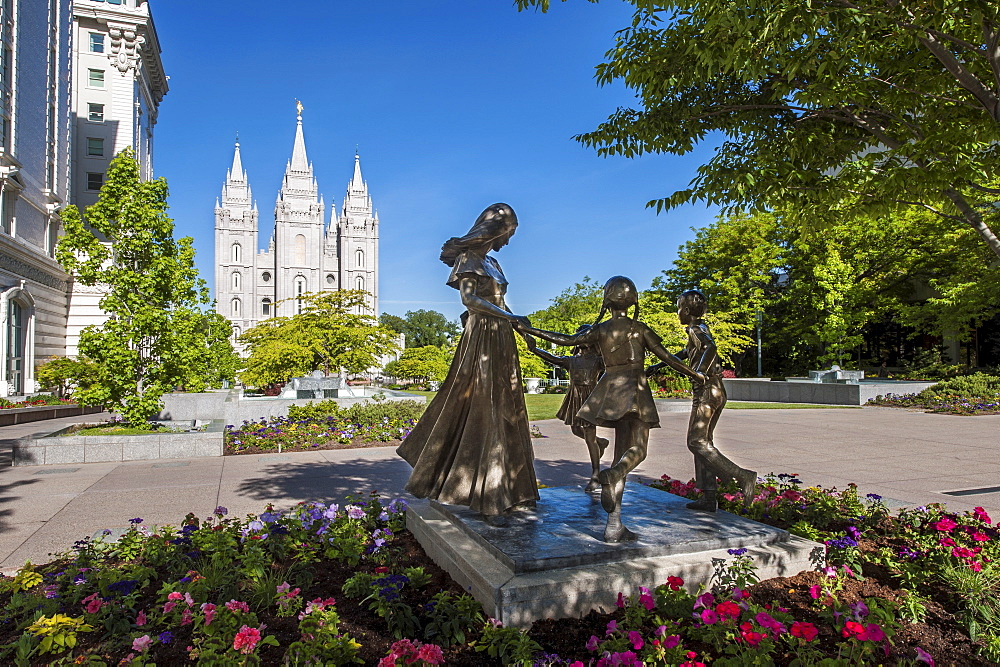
[[1, 405, 998, 573]]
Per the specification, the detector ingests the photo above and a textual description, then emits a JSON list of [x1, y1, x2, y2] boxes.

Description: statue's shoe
[[597, 468, 624, 513], [686, 497, 718, 512], [604, 514, 638, 543], [738, 469, 758, 509], [584, 478, 600, 493]]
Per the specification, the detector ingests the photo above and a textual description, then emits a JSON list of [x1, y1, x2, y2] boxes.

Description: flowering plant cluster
[[0, 394, 75, 409], [870, 391, 1000, 415], [0, 494, 411, 664]]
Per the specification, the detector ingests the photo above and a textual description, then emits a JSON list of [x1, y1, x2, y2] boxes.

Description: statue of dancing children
[[519, 276, 704, 543], [524, 327, 610, 492], [646, 290, 757, 512]]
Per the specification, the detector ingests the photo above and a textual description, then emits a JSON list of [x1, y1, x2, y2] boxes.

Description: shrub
[[920, 372, 1000, 401]]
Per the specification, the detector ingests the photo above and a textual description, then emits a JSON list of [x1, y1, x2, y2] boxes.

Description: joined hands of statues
[[522, 333, 537, 351], [644, 362, 665, 378]]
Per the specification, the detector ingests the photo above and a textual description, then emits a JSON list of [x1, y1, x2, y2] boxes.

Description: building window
[[232, 271, 241, 291], [89, 33, 104, 53], [261, 298, 271, 316], [87, 137, 104, 156], [356, 249, 364, 267], [261, 271, 271, 282], [88, 103, 104, 122], [232, 298, 241, 317], [325, 273, 335, 285], [295, 277, 306, 314], [356, 275, 365, 292], [88, 69, 104, 88], [87, 172, 104, 191], [6, 298, 24, 394], [0, 185, 14, 235], [232, 325, 241, 341], [231, 243, 241, 263], [0, 0, 12, 150], [294, 234, 306, 266]]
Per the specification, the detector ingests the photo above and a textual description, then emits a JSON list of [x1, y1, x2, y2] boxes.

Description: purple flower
[[346, 505, 365, 520], [129, 518, 143, 524], [158, 631, 174, 644], [727, 547, 749, 556], [214, 506, 228, 517]]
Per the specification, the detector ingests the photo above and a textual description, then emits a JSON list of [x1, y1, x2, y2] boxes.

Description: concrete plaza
[[1, 405, 998, 574]]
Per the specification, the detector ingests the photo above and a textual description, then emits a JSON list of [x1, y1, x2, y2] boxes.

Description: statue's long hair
[[590, 275, 640, 328], [440, 203, 518, 267]]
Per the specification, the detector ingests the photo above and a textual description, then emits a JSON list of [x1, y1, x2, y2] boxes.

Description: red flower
[[974, 507, 992, 524], [232, 625, 261, 654], [934, 517, 957, 532], [842, 621, 865, 638], [715, 600, 741, 619], [790, 621, 818, 641], [666, 576, 684, 591], [739, 622, 767, 646], [374, 566, 390, 574]]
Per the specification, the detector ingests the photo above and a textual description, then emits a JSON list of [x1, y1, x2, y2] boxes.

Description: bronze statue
[[396, 203, 539, 524], [647, 290, 757, 512], [524, 326, 609, 491], [519, 276, 704, 542]]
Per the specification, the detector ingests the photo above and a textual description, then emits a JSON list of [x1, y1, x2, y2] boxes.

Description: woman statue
[[396, 203, 539, 522]]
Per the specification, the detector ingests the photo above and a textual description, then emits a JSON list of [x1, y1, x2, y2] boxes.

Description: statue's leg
[[599, 415, 649, 512], [582, 423, 603, 492], [686, 384, 756, 510]]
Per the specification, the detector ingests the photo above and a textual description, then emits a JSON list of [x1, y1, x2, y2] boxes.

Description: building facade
[[0, 0, 167, 396], [214, 110, 380, 340], [66, 0, 168, 356]]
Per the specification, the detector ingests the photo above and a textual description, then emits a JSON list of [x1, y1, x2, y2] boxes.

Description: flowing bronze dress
[[555, 354, 604, 429], [396, 252, 539, 516]]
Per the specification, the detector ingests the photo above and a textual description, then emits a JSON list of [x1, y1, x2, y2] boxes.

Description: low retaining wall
[[11, 420, 225, 467], [722, 378, 937, 405], [155, 389, 426, 425], [0, 404, 104, 427]]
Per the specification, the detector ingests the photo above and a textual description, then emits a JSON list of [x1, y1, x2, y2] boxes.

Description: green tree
[[380, 309, 459, 348], [527, 277, 604, 354], [383, 346, 451, 385], [35, 357, 98, 399], [517, 0, 1000, 259], [240, 289, 399, 389], [56, 148, 235, 426]]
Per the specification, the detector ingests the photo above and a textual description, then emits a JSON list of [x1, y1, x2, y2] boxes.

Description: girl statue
[[396, 203, 539, 523]]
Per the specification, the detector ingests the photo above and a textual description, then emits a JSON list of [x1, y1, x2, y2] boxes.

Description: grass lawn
[[726, 401, 862, 410], [399, 390, 564, 420]]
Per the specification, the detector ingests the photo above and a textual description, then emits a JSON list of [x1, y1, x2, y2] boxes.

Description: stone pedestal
[[407, 485, 823, 627]]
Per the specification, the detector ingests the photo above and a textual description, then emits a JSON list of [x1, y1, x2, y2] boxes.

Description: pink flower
[[934, 517, 957, 532], [180, 607, 193, 626], [755, 612, 786, 634], [232, 625, 261, 654], [972, 532, 990, 542], [939, 537, 956, 546], [226, 599, 250, 613], [167, 591, 184, 601], [184, 592, 194, 606], [694, 592, 715, 609], [974, 507, 992, 524], [859, 623, 886, 642], [809, 584, 822, 599], [732, 586, 750, 600], [163, 601, 177, 614], [616, 592, 626, 608], [132, 635, 152, 652], [700, 609, 719, 625], [661, 634, 681, 649], [201, 602, 216, 626], [953, 547, 975, 559], [82, 593, 103, 614], [915, 647, 936, 665], [378, 658, 395, 667], [415, 643, 444, 664], [569, 663, 584, 667], [606, 619, 618, 635], [586, 635, 600, 652], [136, 610, 147, 627], [628, 630, 644, 650], [638, 586, 655, 610]]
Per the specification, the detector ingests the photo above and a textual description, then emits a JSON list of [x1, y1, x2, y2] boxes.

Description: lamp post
[[756, 308, 763, 378]]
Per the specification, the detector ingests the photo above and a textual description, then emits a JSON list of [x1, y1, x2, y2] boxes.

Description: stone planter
[[0, 404, 104, 427], [11, 420, 225, 467]]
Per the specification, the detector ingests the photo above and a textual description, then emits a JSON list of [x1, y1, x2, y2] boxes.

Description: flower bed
[[869, 372, 1000, 415], [224, 399, 424, 454], [0, 395, 74, 409], [0, 478, 995, 665]]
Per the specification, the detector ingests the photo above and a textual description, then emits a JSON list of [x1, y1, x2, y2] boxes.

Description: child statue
[[518, 276, 704, 542], [524, 326, 609, 491], [646, 289, 757, 512]]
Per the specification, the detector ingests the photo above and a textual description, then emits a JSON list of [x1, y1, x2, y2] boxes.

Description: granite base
[[407, 485, 823, 627]]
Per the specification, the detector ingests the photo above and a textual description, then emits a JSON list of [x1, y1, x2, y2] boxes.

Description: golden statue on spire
[[295, 99, 304, 117]]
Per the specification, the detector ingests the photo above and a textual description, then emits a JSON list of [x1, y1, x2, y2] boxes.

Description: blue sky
[[152, 0, 719, 321]]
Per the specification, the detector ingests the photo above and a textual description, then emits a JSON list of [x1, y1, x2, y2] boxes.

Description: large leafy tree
[[517, 0, 1000, 259], [379, 309, 460, 348], [383, 345, 452, 385], [527, 277, 604, 354], [57, 148, 236, 426], [240, 289, 399, 389]]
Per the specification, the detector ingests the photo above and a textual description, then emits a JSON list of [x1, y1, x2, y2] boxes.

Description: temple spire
[[350, 151, 364, 189], [229, 138, 244, 181], [290, 102, 309, 172]]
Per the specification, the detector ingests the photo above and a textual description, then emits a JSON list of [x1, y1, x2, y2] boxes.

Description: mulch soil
[[9, 529, 989, 666]]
